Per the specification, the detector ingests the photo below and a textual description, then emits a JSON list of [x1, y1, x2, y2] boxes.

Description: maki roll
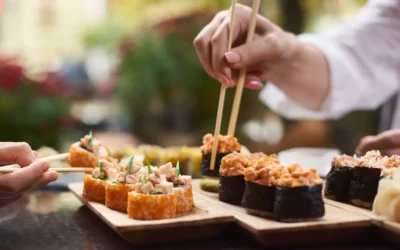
[[159, 162, 194, 213], [274, 164, 325, 222], [325, 154, 357, 202], [242, 160, 285, 216], [349, 151, 385, 209], [69, 131, 109, 168], [200, 134, 241, 177], [127, 171, 176, 220], [218, 152, 248, 205], [83, 159, 118, 203], [105, 156, 143, 213]]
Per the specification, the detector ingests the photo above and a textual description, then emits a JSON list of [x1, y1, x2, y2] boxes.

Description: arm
[[262, 0, 400, 119]]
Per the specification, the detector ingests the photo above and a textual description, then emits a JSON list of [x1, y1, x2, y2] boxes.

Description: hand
[[0, 142, 58, 207], [193, 4, 299, 90], [355, 130, 400, 156]]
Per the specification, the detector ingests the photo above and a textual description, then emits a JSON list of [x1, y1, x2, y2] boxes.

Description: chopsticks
[[0, 153, 92, 173], [209, 0, 261, 171], [228, 0, 260, 136], [209, 0, 238, 171]]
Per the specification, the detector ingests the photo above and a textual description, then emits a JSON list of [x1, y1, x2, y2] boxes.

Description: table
[[0, 190, 398, 250]]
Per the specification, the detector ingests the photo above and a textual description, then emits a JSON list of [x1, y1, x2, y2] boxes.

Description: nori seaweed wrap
[[242, 181, 275, 214], [219, 175, 246, 204], [200, 152, 231, 177], [274, 184, 325, 222], [324, 166, 354, 202], [348, 167, 381, 209]]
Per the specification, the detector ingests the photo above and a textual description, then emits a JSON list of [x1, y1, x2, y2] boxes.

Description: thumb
[[224, 33, 282, 69]]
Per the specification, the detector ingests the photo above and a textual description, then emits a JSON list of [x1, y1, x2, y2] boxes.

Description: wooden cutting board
[[68, 182, 234, 245], [192, 179, 372, 246]]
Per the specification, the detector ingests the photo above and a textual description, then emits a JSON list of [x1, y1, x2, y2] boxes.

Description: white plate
[[277, 148, 340, 177]]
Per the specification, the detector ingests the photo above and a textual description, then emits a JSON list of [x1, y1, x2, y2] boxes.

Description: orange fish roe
[[200, 133, 241, 154], [68, 142, 109, 168], [276, 163, 323, 187], [105, 183, 136, 213], [244, 163, 287, 186], [174, 186, 194, 213], [127, 192, 176, 220], [83, 175, 107, 203]]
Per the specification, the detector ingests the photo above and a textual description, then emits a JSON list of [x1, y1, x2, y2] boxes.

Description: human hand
[[355, 130, 400, 156], [0, 142, 58, 207], [193, 4, 300, 90]]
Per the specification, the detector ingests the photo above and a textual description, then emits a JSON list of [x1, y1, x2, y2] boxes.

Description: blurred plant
[[0, 58, 74, 149]]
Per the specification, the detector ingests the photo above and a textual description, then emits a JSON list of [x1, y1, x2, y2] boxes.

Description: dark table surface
[[0, 174, 399, 250]]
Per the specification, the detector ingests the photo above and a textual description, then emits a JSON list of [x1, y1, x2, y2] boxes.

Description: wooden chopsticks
[[0, 153, 92, 173], [209, 0, 261, 171]]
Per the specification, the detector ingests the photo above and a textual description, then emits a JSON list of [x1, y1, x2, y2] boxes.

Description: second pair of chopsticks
[[209, 0, 261, 171], [0, 153, 93, 173]]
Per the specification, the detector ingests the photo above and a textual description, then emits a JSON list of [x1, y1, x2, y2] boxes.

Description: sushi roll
[[159, 162, 194, 213], [274, 164, 325, 222], [324, 154, 358, 202], [69, 131, 109, 168], [105, 156, 143, 213], [373, 168, 400, 222], [127, 171, 176, 220], [242, 161, 285, 216], [200, 134, 241, 177], [83, 159, 118, 203], [349, 151, 384, 209], [218, 152, 248, 205]]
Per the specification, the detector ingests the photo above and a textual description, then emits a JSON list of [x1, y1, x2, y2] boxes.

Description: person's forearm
[[268, 33, 330, 111]]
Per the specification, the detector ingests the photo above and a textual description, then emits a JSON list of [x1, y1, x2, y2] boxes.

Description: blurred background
[[0, 0, 374, 158]]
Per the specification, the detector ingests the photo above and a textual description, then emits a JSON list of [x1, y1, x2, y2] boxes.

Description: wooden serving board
[[192, 180, 372, 247], [68, 182, 234, 245]]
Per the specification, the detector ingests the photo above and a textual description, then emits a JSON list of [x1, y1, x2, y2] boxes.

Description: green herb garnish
[[174, 184, 179, 188], [88, 130, 93, 150], [112, 181, 121, 184], [142, 172, 146, 185], [175, 161, 180, 178], [146, 160, 152, 174], [127, 156, 134, 174], [92, 175, 95, 178]]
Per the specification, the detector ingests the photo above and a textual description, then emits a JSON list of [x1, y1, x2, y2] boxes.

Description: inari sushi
[[105, 156, 143, 213], [349, 151, 385, 209], [159, 162, 194, 213], [218, 152, 247, 205], [127, 172, 176, 220], [69, 131, 109, 168], [200, 134, 241, 177], [83, 159, 118, 203], [242, 161, 285, 216], [325, 154, 357, 202], [274, 164, 325, 222]]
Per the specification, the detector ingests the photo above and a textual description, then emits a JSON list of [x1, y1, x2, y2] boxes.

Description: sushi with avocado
[[218, 152, 247, 205], [242, 159, 284, 216], [325, 154, 358, 202], [200, 134, 241, 177], [274, 164, 325, 222]]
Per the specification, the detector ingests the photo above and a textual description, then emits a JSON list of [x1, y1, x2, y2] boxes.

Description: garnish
[[127, 156, 134, 174], [142, 172, 146, 185], [175, 161, 181, 178], [150, 191, 163, 195], [146, 160, 152, 174], [174, 184, 179, 188], [88, 130, 93, 150]]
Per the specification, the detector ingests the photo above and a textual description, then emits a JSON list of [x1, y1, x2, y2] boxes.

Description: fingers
[[0, 194, 21, 208], [28, 171, 58, 191], [356, 130, 400, 155], [225, 33, 283, 69], [244, 73, 265, 90], [381, 148, 400, 157], [0, 161, 50, 195], [194, 10, 227, 80], [0, 142, 36, 167]]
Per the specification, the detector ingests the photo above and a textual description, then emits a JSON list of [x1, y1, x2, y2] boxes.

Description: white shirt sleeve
[[259, 0, 400, 120]]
